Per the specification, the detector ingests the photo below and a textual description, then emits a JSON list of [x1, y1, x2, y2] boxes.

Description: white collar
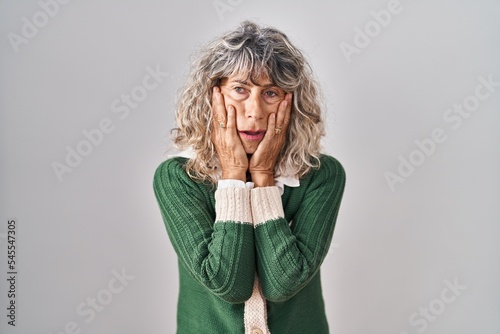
[[168, 148, 300, 188]]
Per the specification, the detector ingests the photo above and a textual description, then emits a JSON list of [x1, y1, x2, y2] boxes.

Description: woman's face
[[219, 72, 287, 154]]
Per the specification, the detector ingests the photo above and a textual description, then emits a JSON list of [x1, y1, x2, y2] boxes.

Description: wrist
[[250, 172, 275, 187], [221, 169, 246, 182]]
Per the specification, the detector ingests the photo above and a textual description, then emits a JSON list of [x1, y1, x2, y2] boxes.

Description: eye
[[234, 87, 245, 93], [264, 90, 278, 98]]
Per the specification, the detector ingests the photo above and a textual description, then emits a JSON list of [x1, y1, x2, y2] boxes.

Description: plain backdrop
[[1, 1, 499, 333]]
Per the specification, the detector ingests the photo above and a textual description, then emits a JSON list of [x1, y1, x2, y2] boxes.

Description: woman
[[153, 20, 346, 334]]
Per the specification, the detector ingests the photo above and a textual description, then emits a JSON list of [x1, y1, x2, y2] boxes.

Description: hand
[[211, 86, 248, 181], [249, 93, 292, 187]]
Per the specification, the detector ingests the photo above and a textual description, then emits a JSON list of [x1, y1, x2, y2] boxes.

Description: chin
[[242, 145, 258, 155], [240, 140, 260, 155], [244, 148, 257, 155]]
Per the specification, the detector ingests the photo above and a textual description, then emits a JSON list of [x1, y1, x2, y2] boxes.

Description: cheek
[[261, 102, 280, 117], [224, 102, 245, 118], [221, 93, 241, 109], [266, 103, 280, 113], [220, 94, 242, 110], [233, 108, 246, 127], [221, 98, 245, 125]]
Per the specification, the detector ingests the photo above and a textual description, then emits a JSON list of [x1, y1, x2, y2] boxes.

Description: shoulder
[[312, 154, 346, 184], [319, 154, 345, 173], [153, 157, 214, 197], [154, 157, 188, 178], [153, 157, 191, 190], [294, 154, 346, 195]]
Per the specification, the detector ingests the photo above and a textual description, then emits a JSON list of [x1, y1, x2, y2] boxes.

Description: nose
[[244, 94, 264, 120]]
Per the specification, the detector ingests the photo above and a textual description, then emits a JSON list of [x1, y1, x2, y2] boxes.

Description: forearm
[[250, 157, 345, 302], [251, 186, 318, 301], [154, 159, 256, 303]]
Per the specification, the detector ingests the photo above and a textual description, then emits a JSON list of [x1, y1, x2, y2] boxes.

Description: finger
[[226, 105, 238, 136], [276, 93, 292, 130], [282, 93, 293, 127], [275, 97, 287, 127], [265, 112, 277, 139], [212, 86, 227, 127]]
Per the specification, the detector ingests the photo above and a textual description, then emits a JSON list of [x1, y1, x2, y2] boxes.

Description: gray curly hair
[[172, 20, 325, 184]]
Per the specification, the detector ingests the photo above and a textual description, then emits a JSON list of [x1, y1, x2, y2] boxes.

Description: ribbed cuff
[[250, 186, 284, 226], [215, 187, 252, 223]]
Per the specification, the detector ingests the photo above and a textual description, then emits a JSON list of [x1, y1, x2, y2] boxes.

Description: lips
[[239, 130, 266, 141]]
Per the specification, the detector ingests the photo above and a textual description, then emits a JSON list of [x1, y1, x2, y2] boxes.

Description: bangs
[[212, 46, 270, 86], [211, 48, 303, 93]]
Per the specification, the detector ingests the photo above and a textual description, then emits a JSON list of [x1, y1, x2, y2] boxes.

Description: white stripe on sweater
[[244, 274, 270, 334]]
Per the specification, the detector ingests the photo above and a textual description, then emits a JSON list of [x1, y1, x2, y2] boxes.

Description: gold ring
[[275, 127, 282, 135]]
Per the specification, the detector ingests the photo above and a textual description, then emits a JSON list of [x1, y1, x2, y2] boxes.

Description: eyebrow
[[231, 79, 275, 88]]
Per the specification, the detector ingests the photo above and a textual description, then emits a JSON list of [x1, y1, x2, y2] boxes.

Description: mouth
[[238, 130, 266, 141]]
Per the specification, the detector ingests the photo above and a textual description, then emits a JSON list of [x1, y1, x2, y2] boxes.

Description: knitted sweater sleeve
[[153, 158, 255, 303], [251, 155, 346, 302]]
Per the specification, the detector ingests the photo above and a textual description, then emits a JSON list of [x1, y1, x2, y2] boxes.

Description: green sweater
[[153, 154, 346, 333]]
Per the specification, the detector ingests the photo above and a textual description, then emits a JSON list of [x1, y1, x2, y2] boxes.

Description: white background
[[1, 0, 499, 333]]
